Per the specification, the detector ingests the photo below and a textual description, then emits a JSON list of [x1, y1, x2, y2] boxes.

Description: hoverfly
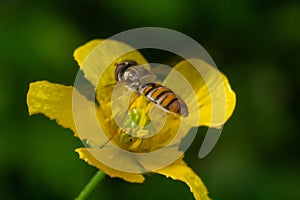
[[115, 61, 188, 117]]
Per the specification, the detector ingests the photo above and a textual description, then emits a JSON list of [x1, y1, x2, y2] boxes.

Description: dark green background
[[1, 0, 299, 199]]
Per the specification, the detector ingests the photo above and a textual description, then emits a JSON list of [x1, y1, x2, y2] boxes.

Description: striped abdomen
[[139, 83, 188, 117]]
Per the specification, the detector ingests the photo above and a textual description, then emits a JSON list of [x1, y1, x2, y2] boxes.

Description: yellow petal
[[73, 39, 102, 67], [76, 148, 145, 183], [73, 39, 149, 87], [72, 85, 112, 144], [27, 81, 78, 136], [154, 158, 211, 200], [164, 59, 236, 127]]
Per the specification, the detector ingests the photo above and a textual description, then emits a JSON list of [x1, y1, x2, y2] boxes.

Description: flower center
[[97, 85, 180, 153]]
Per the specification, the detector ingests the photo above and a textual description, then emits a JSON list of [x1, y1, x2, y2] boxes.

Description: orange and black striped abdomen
[[139, 83, 188, 116]]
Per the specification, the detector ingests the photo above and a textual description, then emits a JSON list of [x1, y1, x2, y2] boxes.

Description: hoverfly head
[[115, 61, 137, 82]]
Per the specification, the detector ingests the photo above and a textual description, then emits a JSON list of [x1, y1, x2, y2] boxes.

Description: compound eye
[[115, 62, 126, 81], [115, 61, 138, 81], [126, 61, 138, 67]]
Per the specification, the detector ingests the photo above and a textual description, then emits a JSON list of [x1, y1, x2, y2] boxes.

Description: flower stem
[[75, 170, 106, 200]]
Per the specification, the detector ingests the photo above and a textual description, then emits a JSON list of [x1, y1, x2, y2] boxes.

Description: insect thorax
[[121, 66, 153, 90]]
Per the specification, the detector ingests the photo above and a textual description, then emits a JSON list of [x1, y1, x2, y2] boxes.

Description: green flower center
[[97, 85, 179, 153]]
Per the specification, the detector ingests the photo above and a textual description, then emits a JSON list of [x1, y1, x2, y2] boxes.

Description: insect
[[115, 61, 188, 117]]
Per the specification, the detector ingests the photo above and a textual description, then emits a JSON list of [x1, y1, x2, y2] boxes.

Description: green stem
[[75, 170, 106, 200]]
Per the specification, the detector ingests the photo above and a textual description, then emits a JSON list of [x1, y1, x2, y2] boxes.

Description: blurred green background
[[1, 0, 299, 199]]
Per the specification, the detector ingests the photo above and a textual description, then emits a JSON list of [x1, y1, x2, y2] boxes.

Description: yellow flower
[[27, 39, 236, 200]]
